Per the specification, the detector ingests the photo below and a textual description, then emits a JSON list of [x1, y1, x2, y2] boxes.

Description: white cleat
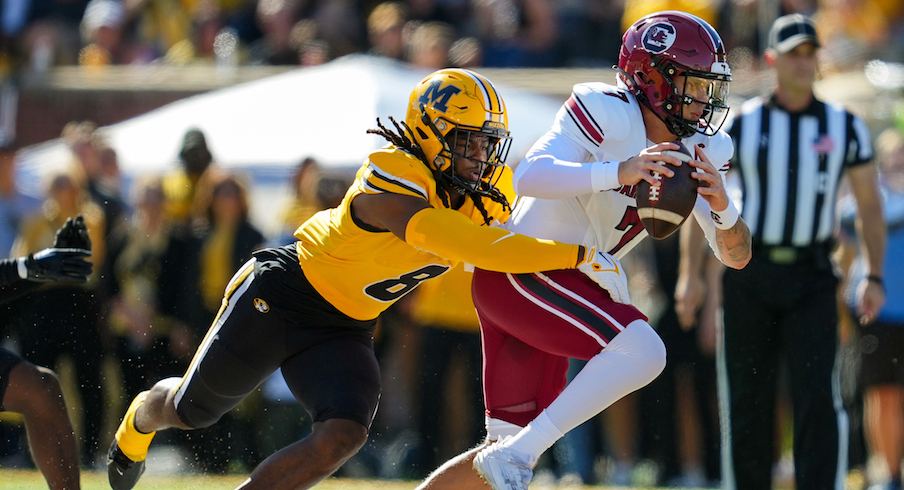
[[472, 439, 536, 490]]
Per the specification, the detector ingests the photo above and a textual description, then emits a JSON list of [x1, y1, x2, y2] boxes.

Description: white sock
[[504, 410, 562, 464]]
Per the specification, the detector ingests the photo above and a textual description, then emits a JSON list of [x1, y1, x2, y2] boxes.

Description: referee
[[719, 14, 886, 490]]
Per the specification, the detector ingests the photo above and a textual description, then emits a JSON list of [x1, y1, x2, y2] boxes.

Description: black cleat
[[107, 440, 146, 490]]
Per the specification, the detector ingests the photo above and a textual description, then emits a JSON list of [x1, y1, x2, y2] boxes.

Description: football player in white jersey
[[417, 10, 752, 490]]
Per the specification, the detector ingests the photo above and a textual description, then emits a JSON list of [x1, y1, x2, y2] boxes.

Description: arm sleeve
[[512, 131, 620, 199], [691, 195, 721, 259], [405, 207, 582, 273]]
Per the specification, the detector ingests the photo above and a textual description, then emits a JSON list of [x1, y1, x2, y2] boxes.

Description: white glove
[[577, 248, 631, 304]]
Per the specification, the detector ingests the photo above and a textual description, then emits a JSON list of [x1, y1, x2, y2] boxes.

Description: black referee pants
[[720, 256, 846, 490]]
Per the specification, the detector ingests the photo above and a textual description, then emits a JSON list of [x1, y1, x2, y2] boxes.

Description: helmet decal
[[418, 80, 462, 114], [642, 22, 676, 54]]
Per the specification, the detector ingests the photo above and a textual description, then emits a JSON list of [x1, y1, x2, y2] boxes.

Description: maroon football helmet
[[618, 11, 731, 137]]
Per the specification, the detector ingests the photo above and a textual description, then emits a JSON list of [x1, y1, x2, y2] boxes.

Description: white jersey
[[504, 81, 733, 260]]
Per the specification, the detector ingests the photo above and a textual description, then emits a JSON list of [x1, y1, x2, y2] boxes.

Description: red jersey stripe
[[565, 96, 604, 145]]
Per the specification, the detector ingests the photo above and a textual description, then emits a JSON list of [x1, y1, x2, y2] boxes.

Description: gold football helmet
[[405, 68, 512, 195]]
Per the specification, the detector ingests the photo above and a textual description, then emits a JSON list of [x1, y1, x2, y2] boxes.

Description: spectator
[[162, 127, 217, 228], [0, 82, 38, 259], [555, 0, 623, 67], [405, 0, 471, 26], [274, 157, 322, 245], [406, 20, 454, 69], [122, 0, 193, 64], [472, 0, 559, 67], [104, 175, 194, 399], [0, 142, 40, 258], [62, 121, 128, 243], [813, 0, 894, 72], [366, 1, 408, 61], [247, 0, 302, 65], [10, 165, 107, 467], [190, 171, 265, 328], [77, 0, 130, 66], [838, 127, 904, 490], [677, 14, 886, 490], [20, 0, 90, 70], [304, 0, 365, 59], [448, 36, 482, 68]]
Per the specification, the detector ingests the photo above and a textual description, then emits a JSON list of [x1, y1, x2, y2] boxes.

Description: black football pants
[[720, 256, 846, 490]]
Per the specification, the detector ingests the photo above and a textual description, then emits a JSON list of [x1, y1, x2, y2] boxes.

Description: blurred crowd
[[0, 0, 900, 77], [0, 0, 903, 489]]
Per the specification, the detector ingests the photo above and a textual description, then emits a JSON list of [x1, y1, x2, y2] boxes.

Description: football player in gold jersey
[[106, 68, 623, 490]]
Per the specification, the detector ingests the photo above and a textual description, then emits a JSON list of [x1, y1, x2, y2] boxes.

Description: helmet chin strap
[[632, 85, 695, 138]]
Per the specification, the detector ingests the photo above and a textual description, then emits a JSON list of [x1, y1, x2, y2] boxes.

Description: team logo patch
[[710, 210, 723, 225], [253, 298, 270, 313], [643, 22, 676, 53]]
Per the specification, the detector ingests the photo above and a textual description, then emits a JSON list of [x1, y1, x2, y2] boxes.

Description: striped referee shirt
[[726, 94, 873, 247]]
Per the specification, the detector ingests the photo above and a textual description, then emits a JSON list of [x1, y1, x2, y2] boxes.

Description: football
[[635, 141, 699, 240]]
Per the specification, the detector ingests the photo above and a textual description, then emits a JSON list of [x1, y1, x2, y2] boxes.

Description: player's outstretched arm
[[0, 257, 42, 302], [20, 248, 93, 283], [352, 192, 586, 273], [0, 217, 94, 303]]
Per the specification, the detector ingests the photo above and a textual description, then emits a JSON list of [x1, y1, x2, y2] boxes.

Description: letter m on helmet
[[418, 79, 462, 114]]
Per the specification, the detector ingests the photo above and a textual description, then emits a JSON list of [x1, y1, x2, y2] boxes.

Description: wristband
[[591, 161, 621, 192], [17, 256, 28, 279], [710, 200, 739, 230]]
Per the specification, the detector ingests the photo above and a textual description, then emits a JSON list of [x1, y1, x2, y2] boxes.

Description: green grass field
[[0, 469, 613, 490], [1, 470, 424, 490], [2, 467, 861, 489]]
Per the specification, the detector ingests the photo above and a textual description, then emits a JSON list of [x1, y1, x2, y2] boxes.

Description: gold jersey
[[295, 147, 514, 321]]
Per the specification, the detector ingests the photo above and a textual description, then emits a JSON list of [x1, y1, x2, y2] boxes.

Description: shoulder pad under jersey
[[553, 82, 637, 151], [684, 130, 734, 174], [360, 148, 435, 200]]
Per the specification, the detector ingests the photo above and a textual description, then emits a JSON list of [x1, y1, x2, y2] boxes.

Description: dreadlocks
[[367, 117, 511, 225]]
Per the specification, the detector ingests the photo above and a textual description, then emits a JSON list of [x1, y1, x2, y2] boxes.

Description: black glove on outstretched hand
[[24, 248, 93, 283], [54, 215, 92, 251]]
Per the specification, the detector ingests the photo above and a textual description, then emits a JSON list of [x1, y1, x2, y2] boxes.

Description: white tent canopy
[[17, 55, 565, 235]]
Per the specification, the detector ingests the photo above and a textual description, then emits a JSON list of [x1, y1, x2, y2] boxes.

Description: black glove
[[25, 248, 93, 283], [53, 215, 92, 251]]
